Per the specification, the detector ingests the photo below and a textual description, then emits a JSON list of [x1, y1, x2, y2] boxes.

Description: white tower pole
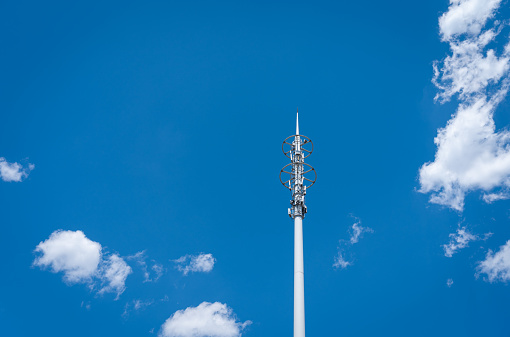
[[280, 110, 316, 337], [293, 111, 305, 337], [294, 214, 305, 337]]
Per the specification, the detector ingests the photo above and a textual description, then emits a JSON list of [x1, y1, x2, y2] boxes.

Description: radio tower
[[280, 110, 316, 337]]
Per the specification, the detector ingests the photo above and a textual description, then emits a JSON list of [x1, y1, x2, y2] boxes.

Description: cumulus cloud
[[334, 218, 373, 269], [159, 302, 251, 337], [419, 0, 510, 211], [433, 29, 510, 102], [477, 240, 510, 282], [174, 253, 215, 276], [34, 230, 101, 283], [0, 157, 34, 182], [33, 230, 132, 299], [443, 226, 479, 257], [128, 251, 164, 282], [447, 278, 454, 287], [419, 92, 510, 210], [439, 0, 503, 41]]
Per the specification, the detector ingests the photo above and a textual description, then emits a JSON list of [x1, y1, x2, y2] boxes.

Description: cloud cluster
[[33, 230, 132, 299], [419, 0, 510, 211], [174, 253, 215, 276], [0, 157, 34, 182], [334, 219, 373, 269], [159, 302, 250, 337], [477, 240, 510, 282]]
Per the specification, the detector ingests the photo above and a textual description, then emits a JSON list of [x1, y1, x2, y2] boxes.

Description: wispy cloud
[[81, 301, 91, 310], [123, 299, 154, 318], [33, 230, 132, 299], [443, 226, 478, 257], [442, 225, 492, 257], [333, 253, 351, 269], [174, 253, 215, 276], [333, 218, 373, 269], [0, 157, 34, 182], [482, 192, 510, 204], [350, 221, 372, 244], [97, 254, 132, 299], [159, 302, 251, 337], [419, 0, 510, 211], [446, 278, 454, 287], [128, 251, 164, 283], [477, 240, 510, 283]]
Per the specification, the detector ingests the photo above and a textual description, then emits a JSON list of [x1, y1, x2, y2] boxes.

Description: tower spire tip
[[296, 108, 299, 135]]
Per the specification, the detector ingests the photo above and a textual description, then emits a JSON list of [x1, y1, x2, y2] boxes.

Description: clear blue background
[[1, 1, 510, 336]]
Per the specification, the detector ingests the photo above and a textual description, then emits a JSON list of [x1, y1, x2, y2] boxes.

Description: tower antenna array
[[279, 110, 316, 337]]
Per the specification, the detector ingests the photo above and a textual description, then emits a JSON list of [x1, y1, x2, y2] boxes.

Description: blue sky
[[2, 0, 510, 336]]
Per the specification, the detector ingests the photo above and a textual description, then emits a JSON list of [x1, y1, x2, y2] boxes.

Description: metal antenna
[[279, 110, 316, 337]]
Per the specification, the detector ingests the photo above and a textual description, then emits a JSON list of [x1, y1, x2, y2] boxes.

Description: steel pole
[[294, 215, 305, 337]]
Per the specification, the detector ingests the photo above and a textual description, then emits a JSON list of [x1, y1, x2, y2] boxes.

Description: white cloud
[[447, 278, 454, 287], [98, 254, 132, 299], [419, 0, 510, 211], [482, 192, 510, 203], [123, 299, 154, 318], [419, 93, 510, 211], [152, 263, 164, 280], [477, 240, 510, 282], [350, 220, 374, 244], [34, 230, 101, 283], [81, 301, 91, 310], [128, 250, 164, 282], [433, 29, 510, 102], [0, 157, 34, 182], [333, 252, 351, 269], [174, 253, 215, 276], [34, 230, 132, 299], [159, 302, 251, 337], [334, 218, 373, 269], [133, 299, 153, 310], [439, 0, 502, 40], [443, 226, 478, 257]]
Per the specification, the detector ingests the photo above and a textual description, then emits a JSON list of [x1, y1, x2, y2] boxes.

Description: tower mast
[[280, 110, 316, 337]]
